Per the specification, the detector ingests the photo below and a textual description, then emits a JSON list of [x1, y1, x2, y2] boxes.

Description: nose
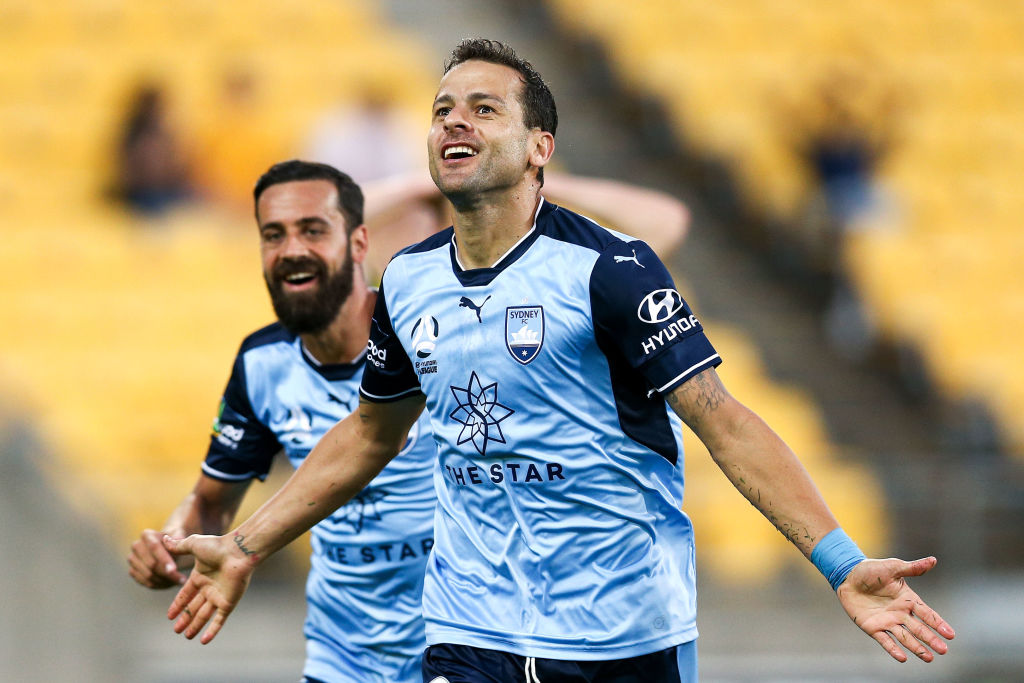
[[443, 105, 471, 133], [280, 231, 310, 259]]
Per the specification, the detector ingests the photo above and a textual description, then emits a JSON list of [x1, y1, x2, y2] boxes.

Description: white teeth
[[285, 272, 313, 282], [444, 145, 477, 159]]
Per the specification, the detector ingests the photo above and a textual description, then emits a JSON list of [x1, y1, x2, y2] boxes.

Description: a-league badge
[[505, 306, 544, 365]]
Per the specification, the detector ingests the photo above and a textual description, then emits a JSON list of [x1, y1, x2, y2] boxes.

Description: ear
[[528, 130, 555, 171], [348, 224, 370, 264]]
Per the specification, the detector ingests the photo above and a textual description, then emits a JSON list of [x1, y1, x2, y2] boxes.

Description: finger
[[911, 598, 956, 640], [871, 629, 908, 663], [168, 577, 199, 620], [130, 536, 157, 568], [200, 608, 230, 645], [903, 615, 949, 657], [163, 534, 193, 557], [147, 533, 184, 581], [128, 552, 172, 588], [893, 556, 937, 580], [891, 624, 933, 662], [184, 600, 216, 640], [127, 549, 152, 581], [175, 593, 207, 635]]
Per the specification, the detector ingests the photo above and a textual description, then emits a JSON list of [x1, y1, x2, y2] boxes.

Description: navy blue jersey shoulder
[[239, 321, 295, 353], [398, 226, 454, 256], [540, 202, 632, 254], [205, 322, 285, 482], [221, 324, 291, 417]]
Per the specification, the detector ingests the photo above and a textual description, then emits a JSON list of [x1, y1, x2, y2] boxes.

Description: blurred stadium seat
[[548, 0, 1024, 458], [0, 0, 434, 570]]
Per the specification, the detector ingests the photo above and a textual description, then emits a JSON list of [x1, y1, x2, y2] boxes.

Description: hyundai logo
[[637, 289, 685, 324]]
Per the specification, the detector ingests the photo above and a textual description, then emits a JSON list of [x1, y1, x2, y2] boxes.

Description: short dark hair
[[253, 160, 363, 233], [444, 38, 557, 183]]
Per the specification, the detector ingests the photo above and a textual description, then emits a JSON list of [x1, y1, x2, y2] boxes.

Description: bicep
[[352, 393, 426, 458]]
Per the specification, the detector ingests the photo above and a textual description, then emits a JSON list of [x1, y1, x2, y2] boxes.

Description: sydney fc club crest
[[505, 306, 544, 365]]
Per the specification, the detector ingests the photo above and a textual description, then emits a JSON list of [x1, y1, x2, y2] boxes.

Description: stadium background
[[1, 0, 1021, 680]]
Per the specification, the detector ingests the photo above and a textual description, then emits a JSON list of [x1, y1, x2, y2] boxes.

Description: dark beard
[[265, 251, 354, 335]]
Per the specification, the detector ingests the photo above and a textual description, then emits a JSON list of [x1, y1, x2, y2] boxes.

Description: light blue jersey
[[204, 322, 435, 683], [361, 200, 721, 660]]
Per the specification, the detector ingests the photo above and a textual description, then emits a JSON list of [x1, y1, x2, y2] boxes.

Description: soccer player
[[160, 40, 954, 682], [128, 158, 690, 682], [128, 160, 435, 683]]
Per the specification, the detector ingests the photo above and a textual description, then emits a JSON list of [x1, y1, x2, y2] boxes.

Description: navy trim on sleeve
[[203, 330, 284, 481], [359, 283, 423, 403], [589, 239, 722, 462]]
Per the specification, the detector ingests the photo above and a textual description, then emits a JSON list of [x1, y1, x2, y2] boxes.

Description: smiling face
[[256, 179, 361, 334], [428, 59, 553, 202]]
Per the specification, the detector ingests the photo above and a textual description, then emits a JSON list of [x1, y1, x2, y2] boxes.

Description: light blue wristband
[[810, 528, 866, 591]]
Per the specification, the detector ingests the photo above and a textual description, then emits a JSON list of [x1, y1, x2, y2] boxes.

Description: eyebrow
[[432, 92, 507, 108], [259, 216, 328, 230]]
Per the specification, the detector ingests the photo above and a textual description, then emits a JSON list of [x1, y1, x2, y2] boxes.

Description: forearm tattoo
[[736, 475, 815, 551]]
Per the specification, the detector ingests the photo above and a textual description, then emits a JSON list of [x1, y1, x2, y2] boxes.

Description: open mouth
[[281, 271, 318, 288], [443, 144, 478, 160]]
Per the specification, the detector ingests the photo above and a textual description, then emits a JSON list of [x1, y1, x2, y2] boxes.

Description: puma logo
[[459, 295, 491, 323], [614, 249, 645, 268]]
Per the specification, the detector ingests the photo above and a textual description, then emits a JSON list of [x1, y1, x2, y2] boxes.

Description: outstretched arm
[[128, 474, 250, 589], [542, 173, 690, 257], [666, 368, 954, 662], [162, 394, 425, 644]]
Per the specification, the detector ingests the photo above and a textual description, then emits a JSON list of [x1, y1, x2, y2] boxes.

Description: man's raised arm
[[161, 394, 425, 644], [666, 367, 955, 663]]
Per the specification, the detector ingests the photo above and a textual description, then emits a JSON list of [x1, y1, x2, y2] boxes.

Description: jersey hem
[[200, 462, 262, 482], [359, 386, 424, 403], [424, 625, 699, 661]]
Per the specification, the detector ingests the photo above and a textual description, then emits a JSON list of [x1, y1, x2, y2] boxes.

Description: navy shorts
[[422, 640, 697, 682]]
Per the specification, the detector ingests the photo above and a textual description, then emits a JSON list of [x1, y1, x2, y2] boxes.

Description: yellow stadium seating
[[2, 0, 895, 589], [548, 0, 1024, 458]]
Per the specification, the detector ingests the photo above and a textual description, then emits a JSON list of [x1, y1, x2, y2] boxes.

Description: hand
[[837, 556, 955, 662], [128, 528, 188, 589], [163, 534, 256, 644]]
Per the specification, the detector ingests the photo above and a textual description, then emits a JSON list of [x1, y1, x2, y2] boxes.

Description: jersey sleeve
[[359, 282, 423, 402], [590, 240, 721, 395], [202, 351, 282, 482]]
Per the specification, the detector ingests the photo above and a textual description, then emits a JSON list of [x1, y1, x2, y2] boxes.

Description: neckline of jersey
[[298, 338, 364, 381], [447, 198, 555, 287]]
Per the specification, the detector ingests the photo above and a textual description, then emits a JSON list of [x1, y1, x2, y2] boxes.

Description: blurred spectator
[[800, 68, 898, 227], [194, 64, 290, 213], [113, 84, 193, 216], [774, 65, 903, 274], [778, 65, 903, 360], [303, 79, 423, 184], [784, 65, 903, 253]]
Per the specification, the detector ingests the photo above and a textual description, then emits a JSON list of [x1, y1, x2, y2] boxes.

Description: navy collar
[[299, 339, 364, 381]]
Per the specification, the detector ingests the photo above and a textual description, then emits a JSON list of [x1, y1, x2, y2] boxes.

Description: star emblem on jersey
[[449, 371, 514, 455], [505, 305, 544, 364], [337, 489, 388, 533]]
